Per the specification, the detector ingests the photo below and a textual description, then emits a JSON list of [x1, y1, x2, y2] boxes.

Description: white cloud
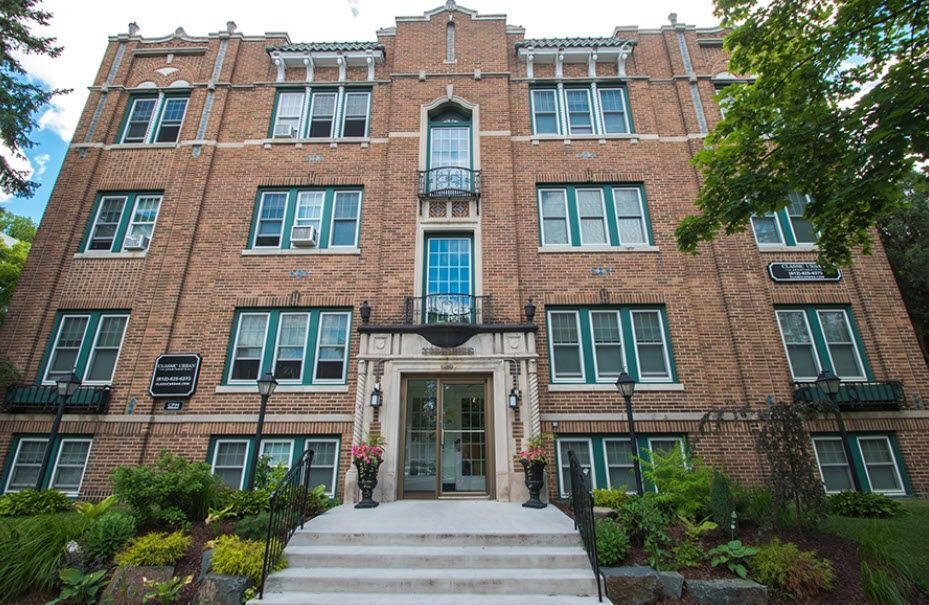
[[0, 145, 34, 203], [34, 153, 52, 177]]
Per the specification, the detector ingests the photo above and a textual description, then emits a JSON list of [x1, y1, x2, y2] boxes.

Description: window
[[812, 437, 855, 494], [5, 438, 46, 492], [119, 94, 189, 144], [446, 22, 456, 62], [549, 311, 584, 381], [537, 185, 653, 248], [43, 312, 129, 385], [775, 307, 868, 381], [225, 309, 352, 386], [50, 439, 92, 495], [813, 434, 909, 495], [4, 437, 92, 495], [751, 213, 784, 246], [750, 193, 817, 248], [309, 92, 337, 138], [305, 438, 340, 496], [530, 85, 632, 136], [631, 310, 672, 381], [271, 89, 371, 139], [603, 439, 636, 492], [591, 311, 624, 380], [556, 438, 594, 497], [787, 193, 816, 244], [248, 187, 363, 251], [858, 436, 904, 495], [82, 192, 163, 253], [260, 440, 294, 469], [273, 91, 305, 137], [212, 440, 249, 489], [341, 92, 370, 137]]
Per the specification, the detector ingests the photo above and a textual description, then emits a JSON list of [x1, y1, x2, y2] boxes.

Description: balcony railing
[[2, 384, 111, 414], [417, 167, 481, 199], [403, 294, 494, 326], [793, 380, 905, 411]]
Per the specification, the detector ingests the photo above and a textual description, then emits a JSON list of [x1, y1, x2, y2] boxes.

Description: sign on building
[[150, 353, 202, 398], [768, 262, 841, 283]]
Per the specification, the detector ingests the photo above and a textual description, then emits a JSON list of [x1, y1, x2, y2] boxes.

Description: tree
[[879, 171, 929, 361], [1, 0, 66, 200], [676, 0, 929, 268], [0, 208, 35, 324], [0, 207, 36, 243]]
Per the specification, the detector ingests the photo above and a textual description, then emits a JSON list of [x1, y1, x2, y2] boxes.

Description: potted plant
[[516, 433, 550, 509], [352, 433, 385, 509]]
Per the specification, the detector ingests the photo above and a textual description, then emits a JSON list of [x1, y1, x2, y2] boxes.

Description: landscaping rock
[[198, 548, 214, 582], [658, 571, 684, 600], [100, 565, 173, 605], [593, 506, 616, 520], [686, 578, 768, 605], [194, 573, 253, 605], [602, 565, 662, 605]]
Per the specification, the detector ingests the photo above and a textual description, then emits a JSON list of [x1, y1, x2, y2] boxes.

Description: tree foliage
[[677, 0, 929, 268], [1, 0, 66, 199]]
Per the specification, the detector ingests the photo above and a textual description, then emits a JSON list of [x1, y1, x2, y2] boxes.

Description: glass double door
[[402, 378, 490, 498]]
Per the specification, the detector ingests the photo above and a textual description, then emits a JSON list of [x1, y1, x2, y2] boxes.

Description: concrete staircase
[[253, 500, 604, 604]]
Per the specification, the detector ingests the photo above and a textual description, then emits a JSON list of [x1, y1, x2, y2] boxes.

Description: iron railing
[[793, 380, 905, 411], [417, 166, 481, 199], [403, 294, 494, 325], [568, 450, 602, 602], [259, 448, 314, 599], [2, 384, 111, 414]]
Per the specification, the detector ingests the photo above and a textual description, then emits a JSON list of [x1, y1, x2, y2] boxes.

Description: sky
[[3, 0, 718, 223]]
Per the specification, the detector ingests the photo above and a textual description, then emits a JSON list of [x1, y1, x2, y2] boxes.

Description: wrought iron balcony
[[404, 294, 494, 326], [793, 380, 905, 411], [417, 167, 481, 199], [3, 384, 111, 414]]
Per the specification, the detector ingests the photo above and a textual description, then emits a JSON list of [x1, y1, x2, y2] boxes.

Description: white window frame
[[259, 439, 295, 470], [612, 187, 649, 246], [812, 436, 855, 494], [212, 438, 251, 490], [43, 314, 92, 385], [4, 438, 48, 493], [122, 195, 163, 251], [531, 89, 561, 135], [308, 91, 338, 139], [339, 91, 371, 138], [602, 437, 637, 494], [274, 90, 306, 137], [153, 97, 189, 144], [228, 312, 270, 385], [304, 438, 341, 497], [120, 97, 158, 144], [750, 212, 785, 247], [563, 88, 595, 135], [313, 311, 351, 384], [576, 188, 609, 246], [630, 310, 673, 383], [81, 314, 130, 386], [252, 191, 289, 249], [538, 188, 571, 246], [49, 438, 93, 497], [328, 190, 363, 248], [555, 437, 596, 498], [775, 309, 822, 382], [271, 312, 311, 384], [597, 88, 630, 134], [785, 193, 816, 245], [816, 309, 867, 381], [547, 310, 586, 383], [589, 310, 625, 382], [857, 436, 905, 496], [293, 190, 325, 233], [87, 195, 128, 252]]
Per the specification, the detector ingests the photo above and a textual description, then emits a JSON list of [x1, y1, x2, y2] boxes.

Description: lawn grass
[[823, 499, 929, 603]]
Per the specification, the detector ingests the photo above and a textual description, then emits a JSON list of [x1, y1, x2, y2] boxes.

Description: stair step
[[290, 530, 582, 547], [251, 592, 605, 605], [283, 544, 591, 568], [263, 567, 599, 595]]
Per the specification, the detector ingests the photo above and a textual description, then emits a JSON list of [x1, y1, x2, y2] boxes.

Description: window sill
[[757, 244, 817, 253], [110, 143, 179, 149], [215, 384, 349, 394], [74, 251, 148, 260], [530, 134, 637, 142], [548, 383, 684, 392], [538, 245, 658, 253], [241, 248, 361, 256], [261, 137, 370, 146]]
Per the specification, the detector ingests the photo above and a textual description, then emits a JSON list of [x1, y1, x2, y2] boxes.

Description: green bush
[[115, 531, 191, 566], [709, 470, 736, 528], [0, 489, 72, 517], [641, 448, 712, 520], [46, 568, 108, 605], [75, 495, 117, 520], [213, 489, 270, 519], [617, 495, 672, 568], [736, 485, 775, 526], [672, 539, 705, 569], [593, 488, 628, 509], [111, 450, 218, 525], [84, 511, 137, 562], [305, 484, 335, 517], [595, 519, 629, 566], [707, 540, 758, 579], [235, 512, 271, 541], [752, 539, 834, 599], [211, 534, 286, 585], [828, 491, 903, 518]]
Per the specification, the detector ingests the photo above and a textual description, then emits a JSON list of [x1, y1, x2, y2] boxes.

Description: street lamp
[[816, 369, 861, 491], [616, 372, 643, 495], [36, 372, 82, 490], [247, 372, 278, 490]]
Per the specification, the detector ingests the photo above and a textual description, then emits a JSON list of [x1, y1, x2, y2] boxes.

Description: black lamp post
[[816, 369, 861, 492], [37, 372, 81, 490], [247, 372, 277, 490], [616, 372, 644, 495]]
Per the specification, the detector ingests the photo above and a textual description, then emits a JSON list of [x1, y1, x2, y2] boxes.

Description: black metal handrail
[[793, 380, 905, 411], [259, 448, 314, 599], [403, 294, 494, 325], [2, 384, 111, 413], [568, 450, 602, 602], [417, 166, 481, 198]]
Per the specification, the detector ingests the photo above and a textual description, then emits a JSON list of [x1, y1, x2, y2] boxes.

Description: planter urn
[[354, 458, 382, 508], [520, 459, 547, 509]]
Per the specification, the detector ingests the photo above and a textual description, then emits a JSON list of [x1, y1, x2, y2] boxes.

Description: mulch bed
[[174, 519, 236, 605]]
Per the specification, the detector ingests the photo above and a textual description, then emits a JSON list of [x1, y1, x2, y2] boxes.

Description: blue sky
[[4, 128, 67, 222]]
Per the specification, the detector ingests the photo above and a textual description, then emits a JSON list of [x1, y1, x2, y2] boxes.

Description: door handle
[[441, 427, 445, 447]]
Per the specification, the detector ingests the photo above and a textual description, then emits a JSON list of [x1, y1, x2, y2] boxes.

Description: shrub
[[0, 489, 72, 517], [707, 540, 758, 579], [672, 540, 705, 569], [211, 534, 286, 586], [111, 450, 218, 524], [75, 495, 117, 520], [115, 531, 191, 566], [84, 511, 137, 562], [752, 539, 834, 599], [306, 484, 334, 518], [828, 491, 903, 518], [709, 470, 736, 528], [593, 488, 628, 509], [641, 448, 712, 520], [617, 495, 672, 569], [235, 512, 270, 541], [595, 519, 629, 566], [46, 568, 109, 605], [736, 485, 774, 526], [212, 489, 270, 519]]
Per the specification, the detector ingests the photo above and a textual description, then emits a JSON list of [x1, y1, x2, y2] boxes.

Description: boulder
[[602, 565, 662, 605], [100, 565, 174, 605], [194, 573, 253, 605], [686, 578, 768, 605], [658, 571, 684, 600], [198, 549, 214, 582]]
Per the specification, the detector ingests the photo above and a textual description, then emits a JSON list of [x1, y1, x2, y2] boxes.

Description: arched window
[[427, 104, 472, 194], [446, 22, 456, 62]]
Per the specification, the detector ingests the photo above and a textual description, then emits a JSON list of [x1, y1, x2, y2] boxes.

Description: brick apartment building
[[1, 2, 927, 504]]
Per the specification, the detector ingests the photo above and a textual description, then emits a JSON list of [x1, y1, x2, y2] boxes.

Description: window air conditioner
[[123, 234, 150, 251], [273, 123, 298, 138], [290, 225, 319, 247]]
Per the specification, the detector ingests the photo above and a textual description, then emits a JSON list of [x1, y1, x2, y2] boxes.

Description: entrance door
[[401, 377, 490, 498]]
